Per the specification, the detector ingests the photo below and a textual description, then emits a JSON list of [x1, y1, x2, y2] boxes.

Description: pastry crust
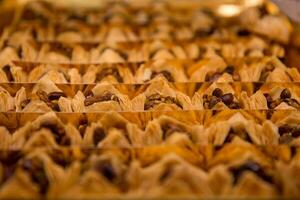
[[0, 0, 298, 198]]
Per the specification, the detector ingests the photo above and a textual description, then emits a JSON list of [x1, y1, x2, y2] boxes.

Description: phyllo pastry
[[206, 143, 279, 197], [241, 83, 300, 110], [239, 4, 292, 43], [82, 63, 135, 84], [271, 111, 300, 145], [8, 112, 80, 149], [0, 150, 66, 199], [83, 84, 132, 112], [198, 111, 278, 145], [132, 80, 193, 111]]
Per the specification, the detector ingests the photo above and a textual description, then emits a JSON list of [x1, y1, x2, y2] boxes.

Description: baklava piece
[[22, 79, 69, 112], [187, 57, 240, 82], [90, 45, 128, 63], [132, 80, 192, 111], [142, 115, 202, 147], [83, 84, 132, 112], [27, 64, 81, 84], [207, 143, 278, 197], [9, 112, 80, 149], [0, 150, 66, 199], [239, 4, 291, 43], [255, 84, 300, 110], [199, 111, 278, 145], [193, 83, 242, 110], [126, 154, 212, 198], [82, 64, 134, 84], [82, 113, 143, 147]]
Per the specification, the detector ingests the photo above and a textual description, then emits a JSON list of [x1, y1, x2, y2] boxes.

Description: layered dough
[[0, 0, 298, 199], [5, 0, 290, 43], [0, 37, 285, 65], [1, 110, 300, 149], [1, 80, 300, 112], [1, 57, 298, 84], [0, 144, 300, 198]]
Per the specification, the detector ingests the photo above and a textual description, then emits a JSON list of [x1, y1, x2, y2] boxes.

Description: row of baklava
[[0, 144, 300, 198], [17, 0, 221, 25], [1, 57, 297, 84], [0, 37, 285, 67], [9, 20, 288, 44], [19, 0, 218, 25], [13, 0, 290, 43], [1, 80, 300, 112], [1, 109, 300, 149]]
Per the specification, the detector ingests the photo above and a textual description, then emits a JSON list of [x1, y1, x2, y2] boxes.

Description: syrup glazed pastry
[[0, 0, 299, 198], [1, 110, 300, 149], [8, 0, 291, 43], [2, 57, 299, 84], [16, 0, 217, 27], [141, 37, 285, 61], [131, 80, 193, 111], [2, 81, 300, 112], [0, 145, 300, 198], [0, 41, 146, 64], [0, 36, 285, 65]]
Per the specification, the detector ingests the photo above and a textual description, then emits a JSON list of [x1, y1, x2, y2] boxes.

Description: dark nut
[[208, 96, 220, 109], [269, 99, 282, 109], [278, 125, 292, 136], [279, 134, 293, 144], [48, 92, 65, 101], [93, 127, 105, 146], [224, 65, 234, 74], [263, 93, 273, 104], [212, 88, 223, 98], [221, 93, 234, 105], [285, 98, 300, 108], [95, 161, 116, 181], [230, 160, 273, 184], [280, 88, 291, 99], [292, 129, 300, 138], [229, 102, 240, 109], [237, 29, 250, 37]]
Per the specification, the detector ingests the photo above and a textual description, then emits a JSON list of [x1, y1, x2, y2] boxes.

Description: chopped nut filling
[[36, 90, 65, 111], [21, 159, 49, 194], [278, 124, 300, 144], [203, 88, 241, 109], [96, 68, 123, 83], [230, 161, 273, 184], [94, 160, 116, 182], [93, 127, 106, 146], [205, 66, 240, 82], [144, 94, 183, 110], [50, 43, 73, 58], [39, 121, 70, 145], [264, 88, 300, 109], [161, 123, 186, 139], [84, 92, 120, 106]]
